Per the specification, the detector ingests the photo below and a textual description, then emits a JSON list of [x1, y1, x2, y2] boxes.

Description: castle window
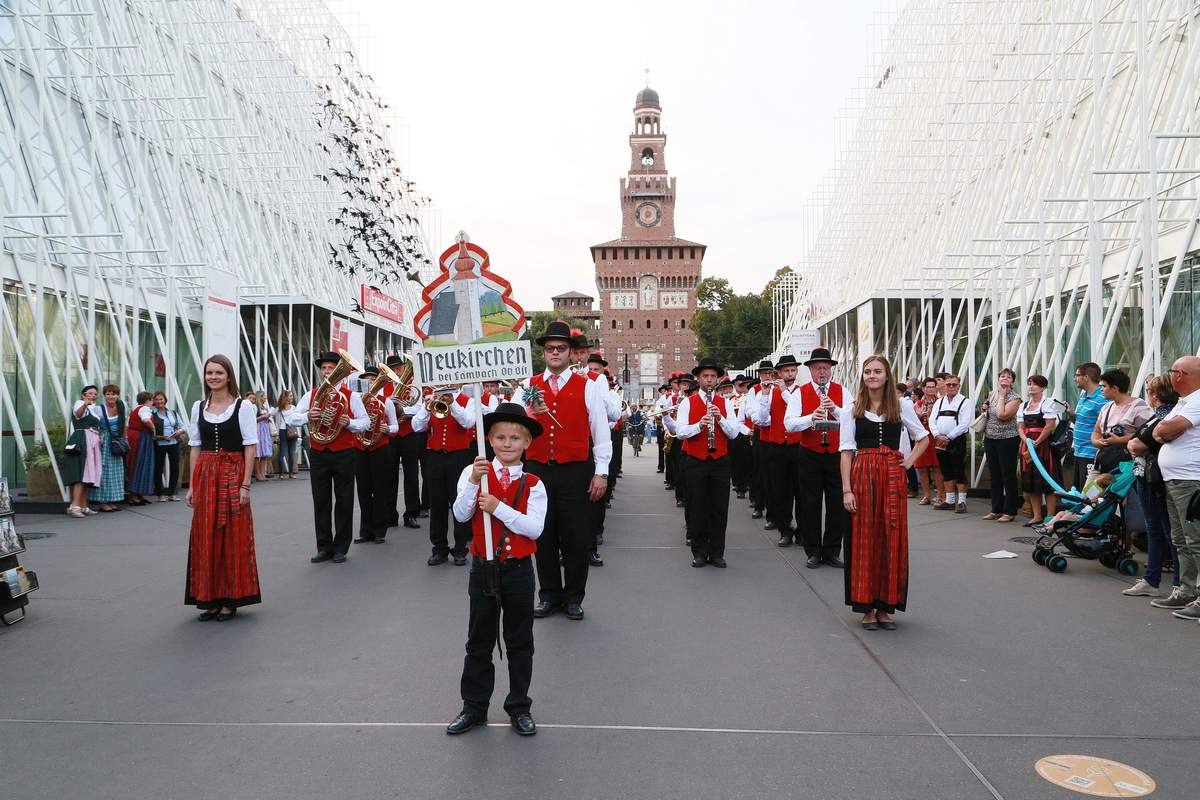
[[611, 320, 617, 329], [634, 248, 640, 260], [663, 319, 668, 329], [645, 320, 651, 329], [680, 319, 687, 329], [689, 248, 696, 259], [667, 248, 673, 260], [629, 319, 633, 329]]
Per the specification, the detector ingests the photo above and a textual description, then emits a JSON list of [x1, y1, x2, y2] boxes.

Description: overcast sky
[[334, 1, 892, 311]]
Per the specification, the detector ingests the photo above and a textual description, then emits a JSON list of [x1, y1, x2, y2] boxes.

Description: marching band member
[[353, 366, 399, 545], [412, 384, 478, 566], [654, 383, 672, 474], [730, 376, 754, 499], [784, 348, 851, 569], [662, 374, 683, 490], [675, 358, 743, 568], [748, 361, 776, 519], [523, 320, 612, 621], [751, 354, 803, 543], [476, 380, 503, 461], [445, 402, 547, 737], [286, 351, 371, 564], [383, 354, 422, 530], [672, 373, 698, 511]]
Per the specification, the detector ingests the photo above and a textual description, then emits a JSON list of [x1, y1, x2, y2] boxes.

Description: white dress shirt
[[284, 384, 371, 433], [187, 398, 260, 447], [783, 382, 851, 433], [382, 400, 399, 435], [674, 391, 744, 440], [452, 458, 548, 540], [838, 398, 929, 452], [410, 389, 476, 433], [525, 368, 614, 476], [930, 393, 973, 440], [752, 382, 800, 427]]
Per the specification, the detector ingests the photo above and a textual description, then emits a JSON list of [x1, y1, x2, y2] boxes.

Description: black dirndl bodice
[[198, 398, 244, 452], [854, 418, 903, 451]]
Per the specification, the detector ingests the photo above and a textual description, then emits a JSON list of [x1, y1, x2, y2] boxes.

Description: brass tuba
[[356, 363, 402, 449], [310, 349, 363, 445]]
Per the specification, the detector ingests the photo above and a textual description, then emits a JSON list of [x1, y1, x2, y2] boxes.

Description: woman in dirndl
[[840, 356, 931, 631], [185, 354, 261, 621], [250, 391, 273, 482], [910, 377, 943, 505], [88, 384, 127, 512], [64, 385, 104, 517], [1017, 374, 1060, 526], [125, 391, 157, 505]]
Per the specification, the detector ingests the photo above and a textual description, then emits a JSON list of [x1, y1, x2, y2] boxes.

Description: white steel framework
[[0, 0, 436, 494]]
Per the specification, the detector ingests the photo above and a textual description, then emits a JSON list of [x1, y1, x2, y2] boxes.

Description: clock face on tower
[[635, 202, 661, 228]]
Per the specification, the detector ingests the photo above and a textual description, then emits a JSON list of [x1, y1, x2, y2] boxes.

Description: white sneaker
[[1122, 579, 1160, 597], [159, 496, 169, 503], [82, 507, 99, 516], [66, 506, 85, 518]]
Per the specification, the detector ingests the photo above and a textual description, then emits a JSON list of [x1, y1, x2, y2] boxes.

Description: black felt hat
[[385, 354, 406, 368], [359, 365, 378, 378], [677, 373, 699, 387], [804, 347, 838, 367], [692, 357, 723, 376], [658, 383, 670, 391], [536, 320, 573, 346], [588, 352, 608, 367], [314, 351, 340, 368], [484, 401, 544, 439], [756, 359, 776, 372], [774, 354, 799, 368], [716, 376, 734, 390]]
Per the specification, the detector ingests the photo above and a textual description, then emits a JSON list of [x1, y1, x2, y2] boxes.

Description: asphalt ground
[[0, 443, 1194, 799]]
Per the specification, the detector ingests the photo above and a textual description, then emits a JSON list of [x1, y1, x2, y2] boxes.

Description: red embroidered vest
[[381, 383, 413, 439], [308, 385, 359, 452], [469, 464, 540, 560], [426, 393, 473, 452], [761, 386, 801, 445], [797, 382, 844, 453], [681, 394, 730, 460], [526, 372, 590, 464]]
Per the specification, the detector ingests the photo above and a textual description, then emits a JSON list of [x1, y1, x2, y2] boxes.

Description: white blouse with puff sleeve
[[187, 399, 260, 448]]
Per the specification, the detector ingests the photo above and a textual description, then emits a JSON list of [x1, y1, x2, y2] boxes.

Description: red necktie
[[549, 375, 560, 395], [498, 467, 512, 491]]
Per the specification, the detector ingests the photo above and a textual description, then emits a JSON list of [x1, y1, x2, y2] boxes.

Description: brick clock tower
[[592, 85, 704, 400]]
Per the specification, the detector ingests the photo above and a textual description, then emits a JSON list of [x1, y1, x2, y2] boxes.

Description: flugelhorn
[[425, 386, 455, 419], [310, 349, 363, 445]]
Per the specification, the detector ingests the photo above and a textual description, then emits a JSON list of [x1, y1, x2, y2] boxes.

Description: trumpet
[[310, 349, 363, 445]]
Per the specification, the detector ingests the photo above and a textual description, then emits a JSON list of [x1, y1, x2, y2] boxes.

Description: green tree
[[690, 277, 774, 370], [523, 311, 589, 373]]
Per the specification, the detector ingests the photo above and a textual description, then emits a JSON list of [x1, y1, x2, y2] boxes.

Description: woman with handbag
[[273, 390, 300, 478], [63, 385, 104, 518], [249, 391, 273, 482], [185, 354, 261, 621], [1018, 375, 1061, 526], [1091, 369, 1152, 475], [979, 368, 1022, 522], [125, 391, 157, 506], [153, 391, 188, 500], [88, 384, 128, 512]]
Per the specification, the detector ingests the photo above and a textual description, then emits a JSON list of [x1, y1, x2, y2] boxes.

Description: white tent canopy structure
[[0, 1, 438, 495], [774, 0, 1200, 410]]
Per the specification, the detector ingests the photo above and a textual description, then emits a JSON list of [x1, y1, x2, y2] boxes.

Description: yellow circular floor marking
[[1035, 755, 1156, 796]]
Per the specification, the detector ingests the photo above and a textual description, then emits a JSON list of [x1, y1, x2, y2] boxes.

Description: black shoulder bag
[[106, 405, 130, 457]]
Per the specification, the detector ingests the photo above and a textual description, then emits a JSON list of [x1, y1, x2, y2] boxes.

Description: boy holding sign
[[446, 402, 547, 737]]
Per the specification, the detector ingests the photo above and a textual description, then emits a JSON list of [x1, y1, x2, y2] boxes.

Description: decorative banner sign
[[203, 266, 240, 375], [330, 316, 350, 352], [1034, 755, 1155, 797], [790, 329, 821, 364], [412, 340, 533, 386], [360, 285, 404, 324], [411, 232, 524, 347]]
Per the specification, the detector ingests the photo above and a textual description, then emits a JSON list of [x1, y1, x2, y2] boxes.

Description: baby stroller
[[1031, 460, 1139, 575]]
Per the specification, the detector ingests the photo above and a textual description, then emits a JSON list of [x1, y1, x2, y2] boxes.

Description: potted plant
[[22, 423, 67, 501]]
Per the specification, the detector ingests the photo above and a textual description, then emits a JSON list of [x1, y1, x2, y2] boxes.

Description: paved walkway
[[0, 445, 1193, 799]]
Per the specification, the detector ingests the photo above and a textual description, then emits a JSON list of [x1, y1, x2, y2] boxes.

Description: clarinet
[[707, 399, 718, 453], [818, 383, 830, 449]]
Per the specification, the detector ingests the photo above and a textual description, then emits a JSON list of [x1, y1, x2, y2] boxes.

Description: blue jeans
[[1135, 478, 1178, 588], [277, 436, 298, 474]]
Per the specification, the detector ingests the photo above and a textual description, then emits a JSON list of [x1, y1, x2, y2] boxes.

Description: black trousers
[[796, 447, 845, 558], [610, 427, 624, 478], [393, 433, 423, 520], [730, 435, 752, 493], [419, 431, 430, 510], [657, 430, 665, 471], [154, 443, 180, 496], [427, 449, 472, 556], [751, 429, 766, 511], [309, 447, 357, 555], [664, 439, 676, 486], [763, 441, 798, 532], [984, 436, 1020, 515], [684, 454, 731, 558], [527, 459, 593, 606], [461, 556, 535, 716], [355, 445, 393, 541]]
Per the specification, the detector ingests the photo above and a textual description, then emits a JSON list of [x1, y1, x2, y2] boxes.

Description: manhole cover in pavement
[[17, 531, 54, 540], [1035, 755, 1155, 796], [1009, 535, 1038, 545]]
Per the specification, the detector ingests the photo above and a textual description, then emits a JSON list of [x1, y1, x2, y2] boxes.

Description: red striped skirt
[[186, 450, 261, 609], [845, 447, 909, 613]]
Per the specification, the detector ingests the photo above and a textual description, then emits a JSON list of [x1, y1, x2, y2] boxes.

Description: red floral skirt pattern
[[845, 447, 909, 613], [186, 451, 261, 609]]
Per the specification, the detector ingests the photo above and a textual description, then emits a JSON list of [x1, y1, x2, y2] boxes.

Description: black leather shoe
[[533, 600, 557, 618], [374, 537, 388, 544], [332, 552, 347, 564], [751, 510, 764, 519], [353, 535, 374, 544], [822, 556, 845, 569], [691, 556, 707, 568], [452, 555, 467, 566], [446, 711, 487, 735], [806, 555, 822, 569], [675, 499, 684, 507], [764, 521, 776, 530], [418, 508, 429, 518], [708, 556, 727, 568], [215, 607, 238, 621], [427, 552, 448, 566], [565, 603, 584, 620], [198, 609, 219, 621], [310, 551, 333, 563], [656, 468, 664, 473], [403, 515, 420, 529], [877, 619, 897, 630], [777, 535, 792, 547], [510, 712, 537, 736], [588, 552, 604, 567]]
